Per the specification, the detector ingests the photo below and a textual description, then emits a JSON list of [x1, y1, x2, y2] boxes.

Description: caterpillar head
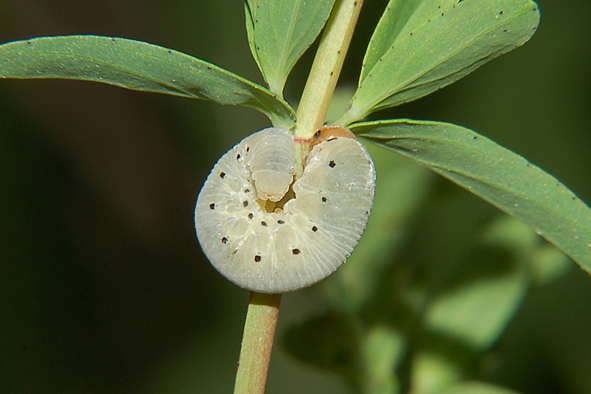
[[309, 125, 357, 149]]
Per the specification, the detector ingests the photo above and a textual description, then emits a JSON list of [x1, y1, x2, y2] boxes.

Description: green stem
[[295, 0, 364, 140], [233, 292, 282, 394], [233, 3, 364, 393]]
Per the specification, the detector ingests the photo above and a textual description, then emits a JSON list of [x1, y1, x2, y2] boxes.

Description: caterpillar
[[195, 127, 376, 293]]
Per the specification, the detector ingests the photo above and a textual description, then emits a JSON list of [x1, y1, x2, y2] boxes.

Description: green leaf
[[418, 216, 533, 352], [424, 256, 530, 350], [358, 0, 423, 84], [362, 326, 406, 394], [530, 244, 572, 286], [245, 0, 335, 95], [0, 35, 296, 129], [350, 119, 591, 275], [339, 0, 540, 125], [411, 350, 463, 394]]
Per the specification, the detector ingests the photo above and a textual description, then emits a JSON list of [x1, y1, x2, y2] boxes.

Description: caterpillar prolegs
[[195, 127, 376, 293]]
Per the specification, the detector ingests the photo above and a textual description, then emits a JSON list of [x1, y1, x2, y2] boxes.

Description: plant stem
[[233, 292, 282, 394], [233, 3, 363, 393], [295, 0, 364, 141]]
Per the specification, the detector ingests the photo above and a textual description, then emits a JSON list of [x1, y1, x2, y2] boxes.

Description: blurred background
[[0, 0, 590, 393]]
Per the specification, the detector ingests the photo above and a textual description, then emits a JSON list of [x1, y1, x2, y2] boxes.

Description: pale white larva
[[195, 127, 375, 293]]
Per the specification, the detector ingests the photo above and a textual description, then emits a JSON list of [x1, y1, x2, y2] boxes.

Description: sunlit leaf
[[245, 0, 335, 95], [351, 119, 591, 275], [338, 0, 540, 125], [0, 35, 296, 129]]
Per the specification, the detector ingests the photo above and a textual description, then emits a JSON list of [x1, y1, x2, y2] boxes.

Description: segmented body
[[195, 127, 375, 293]]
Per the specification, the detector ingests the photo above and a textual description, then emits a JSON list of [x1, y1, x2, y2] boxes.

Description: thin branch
[[295, 0, 364, 140], [233, 292, 282, 394], [233, 2, 365, 393]]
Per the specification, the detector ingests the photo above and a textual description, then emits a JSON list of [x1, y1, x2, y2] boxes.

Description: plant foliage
[[0, 0, 589, 393]]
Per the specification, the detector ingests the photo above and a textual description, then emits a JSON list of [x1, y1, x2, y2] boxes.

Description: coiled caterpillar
[[195, 127, 375, 293]]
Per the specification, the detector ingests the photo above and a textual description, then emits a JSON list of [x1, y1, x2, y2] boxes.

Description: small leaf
[[530, 244, 572, 286], [339, 0, 540, 124], [411, 350, 463, 394], [0, 35, 296, 129], [362, 326, 406, 394], [425, 262, 530, 350], [245, 0, 335, 95], [351, 119, 591, 275], [420, 216, 533, 351]]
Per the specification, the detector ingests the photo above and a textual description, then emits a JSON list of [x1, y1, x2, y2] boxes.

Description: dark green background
[[1, 1, 590, 393]]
